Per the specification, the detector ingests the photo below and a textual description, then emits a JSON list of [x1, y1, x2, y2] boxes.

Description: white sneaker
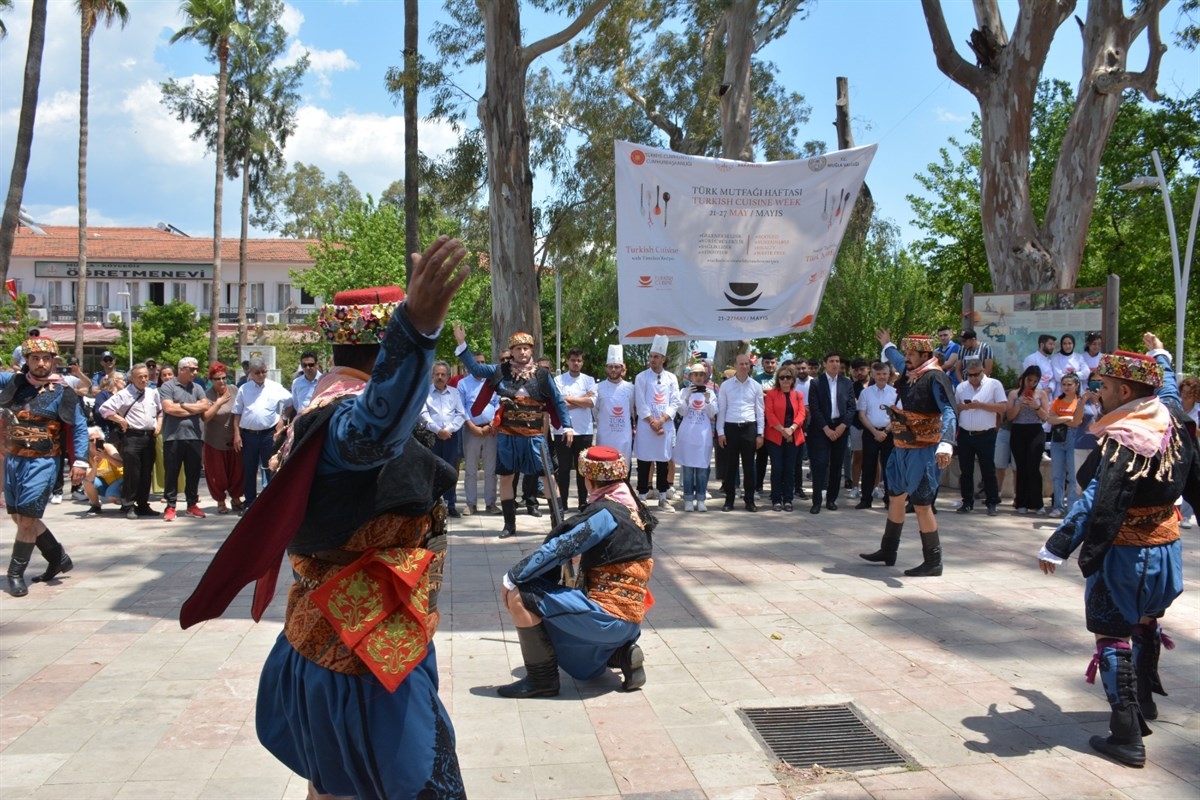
[[49, 493, 63, 505], [848, 487, 861, 499], [657, 497, 674, 513], [872, 486, 884, 500], [696, 500, 708, 512], [1181, 515, 1194, 529], [638, 493, 648, 502], [683, 499, 694, 512], [646, 488, 659, 500], [665, 487, 678, 500]]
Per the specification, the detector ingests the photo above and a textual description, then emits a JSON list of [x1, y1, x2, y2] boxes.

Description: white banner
[[614, 140, 877, 343]]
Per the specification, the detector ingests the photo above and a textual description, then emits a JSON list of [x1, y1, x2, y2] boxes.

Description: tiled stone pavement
[[1, 485, 1197, 799]]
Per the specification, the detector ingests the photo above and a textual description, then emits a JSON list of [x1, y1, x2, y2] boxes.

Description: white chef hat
[[606, 344, 624, 365], [650, 334, 669, 357]]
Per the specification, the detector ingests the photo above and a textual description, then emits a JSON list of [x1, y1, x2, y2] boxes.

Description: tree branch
[[1094, 1, 1166, 101], [621, 82, 685, 151], [523, 0, 609, 69], [920, 0, 986, 96], [754, 0, 804, 49]]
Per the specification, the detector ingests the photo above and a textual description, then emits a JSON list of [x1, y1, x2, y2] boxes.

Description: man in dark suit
[[807, 352, 856, 513]]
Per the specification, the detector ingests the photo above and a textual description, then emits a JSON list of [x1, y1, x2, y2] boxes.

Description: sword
[[538, 435, 564, 529]]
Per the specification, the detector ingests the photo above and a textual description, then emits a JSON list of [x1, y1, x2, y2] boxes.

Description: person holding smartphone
[[953, 359, 1007, 515], [1006, 365, 1052, 514]]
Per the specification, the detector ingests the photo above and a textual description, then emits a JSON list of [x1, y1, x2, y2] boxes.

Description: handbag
[[1050, 423, 1069, 443]]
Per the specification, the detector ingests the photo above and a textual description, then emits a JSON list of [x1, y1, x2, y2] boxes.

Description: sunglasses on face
[[301, 362, 317, 368]]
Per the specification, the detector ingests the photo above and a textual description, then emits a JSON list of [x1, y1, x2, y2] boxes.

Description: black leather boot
[[497, 623, 560, 698], [499, 500, 518, 539], [860, 520, 903, 566], [31, 529, 73, 584], [1132, 622, 1170, 721], [7, 540, 35, 597], [607, 641, 646, 691], [525, 499, 543, 517], [903, 530, 943, 576], [1090, 644, 1148, 767]]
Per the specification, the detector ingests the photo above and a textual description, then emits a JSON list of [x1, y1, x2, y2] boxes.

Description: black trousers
[[808, 426, 848, 506], [554, 433, 592, 510], [957, 428, 1000, 507], [430, 431, 461, 509], [636, 460, 669, 495], [163, 438, 203, 508], [755, 445, 769, 492], [120, 431, 157, 510], [1010, 423, 1046, 511], [721, 422, 757, 502], [860, 430, 893, 498]]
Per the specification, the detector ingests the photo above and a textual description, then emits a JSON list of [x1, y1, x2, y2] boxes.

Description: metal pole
[[118, 289, 133, 370], [1150, 151, 1184, 369]]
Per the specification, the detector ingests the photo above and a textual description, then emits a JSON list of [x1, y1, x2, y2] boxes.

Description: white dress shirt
[[421, 384, 466, 434], [232, 379, 292, 430], [716, 375, 764, 434], [857, 383, 897, 430], [955, 375, 1007, 431], [99, 384, 162, 431]]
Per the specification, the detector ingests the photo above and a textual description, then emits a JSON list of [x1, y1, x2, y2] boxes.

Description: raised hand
[[876, 329, 891, 347], [406, 236, 469, 336], [453, 322, 467, 346], [1143, 332, 1164, 352]]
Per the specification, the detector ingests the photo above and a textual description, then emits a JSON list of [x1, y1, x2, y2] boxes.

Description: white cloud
[[119, 79, 211, 166], [935, 107, 970, 123], [282, 39, 358, 90], [279, 3, 306, 38], [284, 106, 459, 198]]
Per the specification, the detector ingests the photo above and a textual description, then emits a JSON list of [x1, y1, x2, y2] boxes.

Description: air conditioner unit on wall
[[26, 292, 44, 307], [29, 308, 48, 322], [264, 312, 281, 325], [105, 310, 124, 326]]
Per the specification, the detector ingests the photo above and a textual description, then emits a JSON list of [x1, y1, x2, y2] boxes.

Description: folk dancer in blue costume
[[1039, 335, 1199, 768], [180, 237, 469, 800], [496, 445, 656, 698], [2, 336, 88, 596], [453, 323, 573, 539], [860, 331, 957, 577]]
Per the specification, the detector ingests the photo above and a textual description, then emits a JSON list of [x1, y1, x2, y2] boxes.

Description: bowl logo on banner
[[721, 282, 765, 311]]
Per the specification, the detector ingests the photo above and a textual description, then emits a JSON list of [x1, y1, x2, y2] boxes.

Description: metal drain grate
[[740, 704, 908, 771]]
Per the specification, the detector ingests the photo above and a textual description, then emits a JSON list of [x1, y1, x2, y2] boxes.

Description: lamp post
[[1119, 149, 1200, 371], [117, 289, 133, 370]]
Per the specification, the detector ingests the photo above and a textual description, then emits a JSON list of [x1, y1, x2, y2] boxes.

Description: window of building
[[276, 283, 293, 312], [250, 283, 264, 311], [95, 282, 109, 309], [300, 287, 316, 306], [173, 282, 187, 304]]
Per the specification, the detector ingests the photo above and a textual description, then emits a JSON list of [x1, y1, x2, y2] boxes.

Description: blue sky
[[1, 0, 1196, 245]]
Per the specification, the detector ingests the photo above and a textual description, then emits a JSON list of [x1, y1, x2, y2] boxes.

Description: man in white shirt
[[100, 362, 163, 519], [856, 361, 897, 509], [231, 357, 292, 513], [594, 345, 635, 465], [1024, 334, 1058, 399], [553, 348, 597, 512], [289, 351, 322, 413], [954, 358, 1008, 516], [716, 353, 764, 512], [422, 360, 467, 517], [633, 335, 680, 512], [458, 352, 499, 516]]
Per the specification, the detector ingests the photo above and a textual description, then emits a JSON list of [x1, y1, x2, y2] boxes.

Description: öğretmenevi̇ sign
[[614, 140, 876, 343]]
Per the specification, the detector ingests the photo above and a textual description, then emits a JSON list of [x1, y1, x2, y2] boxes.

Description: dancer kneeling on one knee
[[497, 446, 656, 698]]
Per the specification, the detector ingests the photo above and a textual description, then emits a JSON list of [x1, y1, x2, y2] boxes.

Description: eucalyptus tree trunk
[[0, 0, 48, 294], [712, 0, 757, 375], [478, 0, 608, 355], [921, 0, 1168, 291]]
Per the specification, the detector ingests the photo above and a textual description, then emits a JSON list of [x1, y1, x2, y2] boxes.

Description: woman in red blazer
[[764, 365, 806, 511]]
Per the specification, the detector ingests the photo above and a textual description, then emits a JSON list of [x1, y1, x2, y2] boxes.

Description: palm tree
[[169, 0, 246, 364], [0, 0, 48, 296], [76, 0, 130, 362], [0, 0, 14, 38]]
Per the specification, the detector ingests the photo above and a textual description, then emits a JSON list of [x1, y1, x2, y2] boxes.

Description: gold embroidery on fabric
[[1114, 504, 1181, 547], [321, 572, 385, 633], [586, 558, 653, 623]]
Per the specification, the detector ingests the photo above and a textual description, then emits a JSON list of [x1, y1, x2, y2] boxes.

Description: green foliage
[[253, 162, 362, 239], [908, 81, 1200, 370], [116, 301, 237, 368], [293, 196, 407, 303], [753, 218, 935, 363], [0, 294, 34, 365]]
